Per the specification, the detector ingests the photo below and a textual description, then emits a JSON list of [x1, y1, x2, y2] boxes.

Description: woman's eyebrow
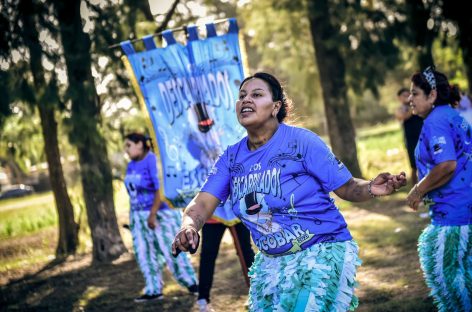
[[241, 88, 264, 93]]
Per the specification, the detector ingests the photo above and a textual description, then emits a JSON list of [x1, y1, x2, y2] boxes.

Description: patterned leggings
[[130, 208, 197, 295]]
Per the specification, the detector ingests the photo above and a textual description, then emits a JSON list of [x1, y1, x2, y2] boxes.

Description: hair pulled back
[[411, 68, 461, 107], [125, 132, 154, 152]]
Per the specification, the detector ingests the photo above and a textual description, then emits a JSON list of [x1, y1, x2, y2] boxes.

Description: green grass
[[0, 182, 130, 240], [357, 121, 409, 179], [0, 193, 57, 239]]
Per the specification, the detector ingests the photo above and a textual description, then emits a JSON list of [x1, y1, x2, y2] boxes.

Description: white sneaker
[[197, 298, 215, 312]]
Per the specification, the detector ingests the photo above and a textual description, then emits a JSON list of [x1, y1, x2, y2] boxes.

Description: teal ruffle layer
[[418, 224, 472, 312], [248, 240, 361, 312]]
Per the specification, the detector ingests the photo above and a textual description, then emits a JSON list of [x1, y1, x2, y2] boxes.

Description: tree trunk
[[442, 3, 472, 95], [53, 0, 126, 262], [406, 0, 435, 70], [306, 0, 362, 178], [457, 20, 472, 95], [38, 105, 79, 256], [19, 0, 78, 257]]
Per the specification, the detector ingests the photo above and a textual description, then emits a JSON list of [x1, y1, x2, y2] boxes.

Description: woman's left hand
[[147, 213, 157, 229], [370, 172, 407, 196], [406, 185, 423, 211]]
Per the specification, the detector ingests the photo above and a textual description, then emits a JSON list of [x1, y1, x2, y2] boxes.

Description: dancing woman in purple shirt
[[172, 73, 406, 311]]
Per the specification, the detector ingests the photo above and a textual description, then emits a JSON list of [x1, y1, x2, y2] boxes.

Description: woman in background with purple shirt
[[124, 133, 197, 303], [406, 66, 472, 312]]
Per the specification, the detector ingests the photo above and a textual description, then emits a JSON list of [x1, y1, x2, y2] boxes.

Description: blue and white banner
[[121, 18, 245, 225]]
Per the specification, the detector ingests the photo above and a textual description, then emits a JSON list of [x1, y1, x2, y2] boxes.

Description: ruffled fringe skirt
[[248, 240, 361, 312], [418, 224, 472, 312]]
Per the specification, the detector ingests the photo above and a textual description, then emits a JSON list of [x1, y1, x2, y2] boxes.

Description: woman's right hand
[[172, 226, 200, 257]]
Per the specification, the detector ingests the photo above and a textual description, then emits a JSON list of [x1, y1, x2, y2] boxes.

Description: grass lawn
[[0, 121, 436, 311]]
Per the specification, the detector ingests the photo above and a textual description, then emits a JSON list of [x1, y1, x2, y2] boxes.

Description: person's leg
[[155, 208, 197, 288], [130, 211, 162, 295], [234, 222, 255, 271], [198, 223, 227, 303], [406, 139, 418, 185]]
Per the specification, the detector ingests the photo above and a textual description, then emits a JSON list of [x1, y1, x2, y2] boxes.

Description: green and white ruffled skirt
[[418, 224, 472, 312], [248, 240, 361, 312]]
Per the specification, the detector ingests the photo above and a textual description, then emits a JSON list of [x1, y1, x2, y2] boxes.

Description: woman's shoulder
[[144, 151, 157, 161], [425, 105, 459, 127], [283, 123, 323, 142]]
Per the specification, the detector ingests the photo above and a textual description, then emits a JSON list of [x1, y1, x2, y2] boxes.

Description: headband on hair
[[422, 66, 436, 90]]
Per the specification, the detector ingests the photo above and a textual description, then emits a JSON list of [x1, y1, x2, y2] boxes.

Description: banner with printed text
[[120, 18, 245, 225]]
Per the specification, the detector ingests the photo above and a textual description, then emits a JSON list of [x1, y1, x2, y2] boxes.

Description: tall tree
[[0, 71, 13, 129], [405, 0, 436, 70], [18, 0, 79, 256], [442, 2, 472, 94], [1, 0, 79, 257], [53, 0, 126, 262], [306, 0, 361, 177]]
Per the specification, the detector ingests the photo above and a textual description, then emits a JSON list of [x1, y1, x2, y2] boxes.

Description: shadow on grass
[[0, 241, 250, 312], [0, 254, 197, 312], [343, 195, 437, 312], [357, 285, 435, 312]]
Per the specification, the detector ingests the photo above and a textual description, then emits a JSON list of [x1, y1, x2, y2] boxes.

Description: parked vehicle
[[0, 184, 34, 200]]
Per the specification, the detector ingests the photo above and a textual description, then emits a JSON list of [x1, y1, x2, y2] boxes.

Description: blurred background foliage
[[0, 0, 469, 261], [0, 0, 469, 184]]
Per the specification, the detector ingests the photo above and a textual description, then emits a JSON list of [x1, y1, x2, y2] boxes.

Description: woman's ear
[[272, 101, 280, 118], [274, 101, 281, 111], [429, 89, 437, 103]]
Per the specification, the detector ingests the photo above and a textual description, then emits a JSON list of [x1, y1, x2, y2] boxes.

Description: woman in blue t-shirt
[[123, 133, 197, 302], [406, 67, 472, 312], [172, 73, 407, 311]]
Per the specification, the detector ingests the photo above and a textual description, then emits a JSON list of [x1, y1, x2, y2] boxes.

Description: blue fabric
[[124, 152, 169, 211], [122, 20, 246, 224], [415, 105, 472, 226], [201, 124, 353, 256]]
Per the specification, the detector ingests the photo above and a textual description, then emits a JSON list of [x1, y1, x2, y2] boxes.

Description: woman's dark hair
[[125, 132, 154, 152], [397, 87, 409, 96], [239, 72, 292, 123], [411, 67, 461, 107]]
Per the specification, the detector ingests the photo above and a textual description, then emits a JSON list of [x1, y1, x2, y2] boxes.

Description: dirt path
[[0, 197, 436, 312]]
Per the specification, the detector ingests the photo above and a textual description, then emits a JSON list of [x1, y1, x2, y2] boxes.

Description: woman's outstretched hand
[[370, 172, 407, 196], [172, 226, 200, 257]]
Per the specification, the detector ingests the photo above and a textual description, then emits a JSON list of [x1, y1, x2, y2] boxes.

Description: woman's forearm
[[149, 189, 162, 216], [416, 160, 456, 195], [335, 173, 406, 202], [182, 205, 209, 231], [334, 178, 371, 202], [181, 192, 221, 231]]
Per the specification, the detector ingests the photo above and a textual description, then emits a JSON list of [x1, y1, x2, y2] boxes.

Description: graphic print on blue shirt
[[124, 152, 169, 211], [201, 124, 353, 256], [415, 105, 472, 226]]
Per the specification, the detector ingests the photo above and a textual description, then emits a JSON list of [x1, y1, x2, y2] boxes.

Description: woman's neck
[[132, 150, 148, 161], [247, 122, 280, 151]]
